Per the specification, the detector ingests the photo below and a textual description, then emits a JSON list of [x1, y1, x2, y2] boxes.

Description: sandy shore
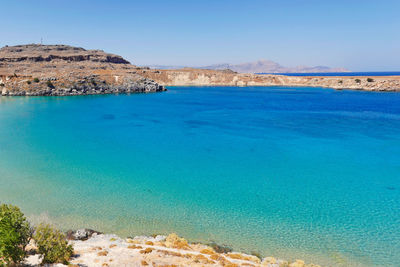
[[24, 230, 320, 267]]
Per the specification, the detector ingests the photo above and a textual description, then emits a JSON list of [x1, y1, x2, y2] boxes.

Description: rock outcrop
[[0, 44, 165, 96], [24, 232, 321, 267], [140, 68, 400, 91]]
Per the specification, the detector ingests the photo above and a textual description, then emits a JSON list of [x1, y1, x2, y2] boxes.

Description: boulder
[[66, 228, 102, 241]]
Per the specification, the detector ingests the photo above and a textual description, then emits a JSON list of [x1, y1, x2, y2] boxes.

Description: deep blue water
[[0, 86, 399, 266], [258, 72, 400, 76]]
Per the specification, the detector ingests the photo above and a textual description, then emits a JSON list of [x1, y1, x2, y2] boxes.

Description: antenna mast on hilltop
[[40, 38, 43, 45]]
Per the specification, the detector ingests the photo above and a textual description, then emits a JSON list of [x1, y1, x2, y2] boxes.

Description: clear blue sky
[[2, 0, 399, 71]]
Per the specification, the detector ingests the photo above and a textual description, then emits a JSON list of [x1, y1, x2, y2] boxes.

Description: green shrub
[[27, 80, 32, 85], [0, 204, 31, 266], [355, 79, 361, 84], [33, 223, 73, 264], [33, 78, 40, 83], [46, 80, 54, 88], [367, 78, 374, 82]]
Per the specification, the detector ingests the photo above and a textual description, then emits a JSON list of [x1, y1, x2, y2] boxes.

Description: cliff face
[[0, 44, 164, 96], [140, 68, 400, 91]]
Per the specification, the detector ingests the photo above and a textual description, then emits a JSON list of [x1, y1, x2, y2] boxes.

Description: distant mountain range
[[145, 59, 349, 73]]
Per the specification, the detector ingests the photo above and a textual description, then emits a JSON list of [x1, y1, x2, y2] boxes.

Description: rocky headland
[[25, 230, 320, 267], [0, 44, 165, 96]]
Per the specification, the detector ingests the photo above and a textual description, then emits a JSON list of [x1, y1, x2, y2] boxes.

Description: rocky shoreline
[[0, 76, 164, 96], [24, 229, 321, 267], [141, 68, 400, 92], [1, 44, 400, 96]]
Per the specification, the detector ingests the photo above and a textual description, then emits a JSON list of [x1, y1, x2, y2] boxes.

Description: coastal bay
[[2, 1, 400, 266], [1, 86, 399, 266]]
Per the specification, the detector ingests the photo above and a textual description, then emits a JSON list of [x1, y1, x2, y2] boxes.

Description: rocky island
[[0, 44, 165, 96]]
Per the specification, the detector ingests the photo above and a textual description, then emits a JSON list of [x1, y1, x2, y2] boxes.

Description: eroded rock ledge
[[0, 44, 165, 96], [25, 231, 321, 267]]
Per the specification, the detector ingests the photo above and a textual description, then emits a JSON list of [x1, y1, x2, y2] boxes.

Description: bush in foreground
[[0, 204, 31, 266], [33, 223, 73, 264]]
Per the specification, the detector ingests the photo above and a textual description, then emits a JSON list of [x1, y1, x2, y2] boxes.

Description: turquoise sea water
[[0, 86, 399, 266]]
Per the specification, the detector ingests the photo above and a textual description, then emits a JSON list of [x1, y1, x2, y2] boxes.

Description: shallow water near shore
[[1, 86, 400, 266]]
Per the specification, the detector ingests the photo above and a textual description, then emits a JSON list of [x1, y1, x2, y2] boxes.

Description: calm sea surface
[[0, 86, 399, 266]]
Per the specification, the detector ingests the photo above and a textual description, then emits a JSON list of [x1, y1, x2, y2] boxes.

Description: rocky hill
[[0, 44, 165, 96]]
